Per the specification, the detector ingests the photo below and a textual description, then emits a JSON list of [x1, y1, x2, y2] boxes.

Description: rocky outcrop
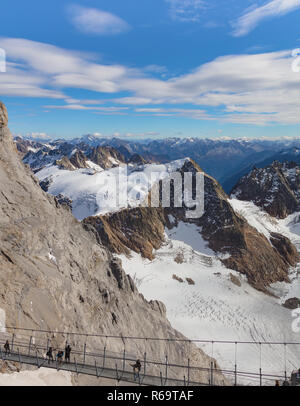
[[283, 297, 300, 309], [55, 151, 88, 171], [0, 360, 21, 374], [84, 207, 168, 260], [55, 156, 75, 171], [128, 153, 148, 165], [70, 150, 88, 169], [0, 102, 225, 385], [39, 177, 53, 192], [55, 194, 73, 211], [221, 227, 298, 291], [88, 146, 125, 169], [14, 136, 44, 158], [231, 161, 300, 218], [0, 102, 8, 128], [86, 159, 299, 293]]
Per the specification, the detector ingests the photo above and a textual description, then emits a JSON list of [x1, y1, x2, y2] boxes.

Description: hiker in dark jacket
[[4, 340, 10, 355], [130, 359, 142, 381], [57, 350, 64, 365], [46, 347, 54, 364], [65, 344, 71, 363]]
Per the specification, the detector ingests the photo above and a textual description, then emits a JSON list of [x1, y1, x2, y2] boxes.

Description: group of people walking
[[3, 338, 142, 382], [2, 339, 72, 365], [46, 343, 72, 364]]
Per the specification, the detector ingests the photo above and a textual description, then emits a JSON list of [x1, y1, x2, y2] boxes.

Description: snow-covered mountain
[[27, 144, 300, 293], [12, 130, 300, 385], [36, 158, 189, 220], [83, 159, 300, 384], [85, 159, 298, 291], [222, 147, 300, 194], [15, 134, 300, 193], [119, 210, 300, 385], [67, 136, 300, 186], [231, 161, 300, 219]]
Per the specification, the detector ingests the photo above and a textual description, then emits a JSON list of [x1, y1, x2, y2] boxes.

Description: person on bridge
[[46, 347, 54, 364], [130, 359, 142, 381], [4, 340, 10, 356], [65, 344, 71, 363], [57, 350, 64, 365]]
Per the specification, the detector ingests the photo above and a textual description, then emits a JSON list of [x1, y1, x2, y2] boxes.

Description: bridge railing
[[1, 327, 299, 386]]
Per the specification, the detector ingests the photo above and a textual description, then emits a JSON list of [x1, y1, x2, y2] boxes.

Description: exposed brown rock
[[89, 146, 125, 169], [55, 156, 75, 171], [55, 194, 73, 211], [0, 360, 21, 374], [231, 161, 300, 219], [172, 274, 184, 283], [70, 150, 88, 169], [0, 102, 8, 128], [174, 251, 184, 264], [83, 206, 167, 260], [85, 159, 299, 293], [229, 273, 241, 287], [283, 297, 300, 309], [128, 153, 148, 165], [221, 226, 299, 292]]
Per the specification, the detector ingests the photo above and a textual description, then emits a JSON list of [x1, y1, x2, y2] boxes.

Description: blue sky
[[1, 0, 300, 139]]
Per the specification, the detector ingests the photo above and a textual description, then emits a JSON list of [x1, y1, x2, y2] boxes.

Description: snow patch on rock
[[120, 222, 300, 385]]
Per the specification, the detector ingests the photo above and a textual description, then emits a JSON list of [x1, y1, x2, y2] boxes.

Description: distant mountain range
[[15, 133, 300, 293], [15, 135, 300, 193]]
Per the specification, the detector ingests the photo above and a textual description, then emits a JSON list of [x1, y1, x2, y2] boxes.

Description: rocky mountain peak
[[84, 158, 299, 293], [231, 160, 300, 218], [89, 145, 125, 168], [128, 153, 147, 165], [70, 150, 88, 169], [0, 102, 8, 128]]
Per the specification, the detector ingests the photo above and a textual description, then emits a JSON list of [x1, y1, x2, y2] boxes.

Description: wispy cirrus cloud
[[44, 104, 129, 115], [232, 0, 300, 37], [165, 0, 206, 22], [67, 5, 130, 35]]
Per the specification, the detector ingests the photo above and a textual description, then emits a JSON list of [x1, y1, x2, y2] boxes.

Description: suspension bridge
[[0, 327, 299, 386]]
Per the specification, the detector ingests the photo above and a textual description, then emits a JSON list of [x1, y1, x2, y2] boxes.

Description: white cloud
[[1, 37, 300, 125], [67, 5, 130, 35], [44, 104, 129, 116], [135, 107, 210, 120], [113, 97, 154, 105], [232, 0, 300, 37], [113, 131, 161, 138], [0, 60, 65, 99], [165, 0, 206, 22], [0, 38, 131, 97], [25, 132, 52, 140]]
